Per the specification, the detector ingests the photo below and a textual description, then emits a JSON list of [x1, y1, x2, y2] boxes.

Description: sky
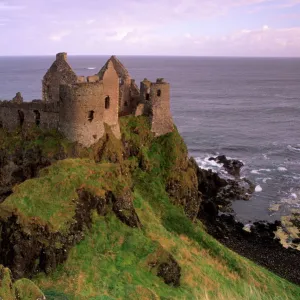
[[0, 0, 300, 56]]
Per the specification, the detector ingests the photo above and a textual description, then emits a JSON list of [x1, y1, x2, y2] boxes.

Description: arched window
[[88, 110, 94, 122], [18, 110, 24, 127], [105, 96, 110, 109], [157, 89, 161, 97], [146, 93, 150, 100], [33, 110, 41, 126], [124, 101, 128, 107]]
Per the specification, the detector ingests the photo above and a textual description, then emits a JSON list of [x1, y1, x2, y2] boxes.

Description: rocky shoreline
[[194, 155, 300, 285]]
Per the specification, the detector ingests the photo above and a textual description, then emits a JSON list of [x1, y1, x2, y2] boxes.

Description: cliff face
[[0, 117, 197, 279], [0, 118, 299, 299]]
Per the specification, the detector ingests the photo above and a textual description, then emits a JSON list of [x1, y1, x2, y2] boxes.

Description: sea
[[0, 56, 300, 222]]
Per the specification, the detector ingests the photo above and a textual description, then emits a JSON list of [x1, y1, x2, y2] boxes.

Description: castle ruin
[[0, 53, 174, 146]]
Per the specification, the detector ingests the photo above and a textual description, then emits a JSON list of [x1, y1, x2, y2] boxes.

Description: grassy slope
[[0, 117, 299, 299], [0, 265, 44, 299]]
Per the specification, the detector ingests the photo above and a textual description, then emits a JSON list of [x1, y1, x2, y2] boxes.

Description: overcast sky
[[0, 0, 300, 56]]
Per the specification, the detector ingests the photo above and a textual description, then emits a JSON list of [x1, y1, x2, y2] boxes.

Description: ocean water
[[0, 55, 300, 222]]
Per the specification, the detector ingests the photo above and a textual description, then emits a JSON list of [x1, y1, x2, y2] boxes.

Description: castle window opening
[[18, 110, 24, 127], [105, 96, 110, 109], [146, 93, 150, 100], [124, 101, 128, 107], [0, 121, 3, 128], [33, 110, 41, 126], [88, 110, 94, 122], [157, 89, 161, 97]]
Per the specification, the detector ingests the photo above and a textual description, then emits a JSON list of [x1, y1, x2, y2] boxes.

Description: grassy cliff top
[[0, 159, 129, 232], [0, 116, 299, 299]]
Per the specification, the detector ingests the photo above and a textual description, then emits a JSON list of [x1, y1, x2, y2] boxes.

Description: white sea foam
[[287, 145, 300, 152], [255, 185, 263, 192], [195, 156, 223, 172], [251, 170, 260, 174], [259, 169, 271, 172], [278, 167, 287, 172], [291, 193, 298, 199], [262, 177, 272, 183], [252, 169, 272, 175]]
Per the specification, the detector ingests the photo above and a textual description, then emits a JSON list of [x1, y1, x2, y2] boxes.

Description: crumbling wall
[[0, 101, 59, 131], [59, 82, 106, 147], [99, 60, 120, 139], [42, 53, 78, 103], [99, 56, 140, 116], [149, 79, 174, 136]]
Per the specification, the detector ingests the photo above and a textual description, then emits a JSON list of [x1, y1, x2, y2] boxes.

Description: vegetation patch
[[0, 116, 299, 299]]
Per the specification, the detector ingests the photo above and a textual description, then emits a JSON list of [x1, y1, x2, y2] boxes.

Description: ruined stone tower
[[139, 78, 174, 136], [42, 53, 77, 103], [59, 60, 120, 146]]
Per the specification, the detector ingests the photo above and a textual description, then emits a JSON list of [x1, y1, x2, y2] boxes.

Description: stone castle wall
[[0, 101, 59, 131], [59, 82, 107, 146]]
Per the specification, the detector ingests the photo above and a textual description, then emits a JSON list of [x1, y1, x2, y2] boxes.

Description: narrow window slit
[[18, 110, 24, 127], [105, 96, 110, 109], [33, 110, 41, 126], [88, 110, 94, 122]]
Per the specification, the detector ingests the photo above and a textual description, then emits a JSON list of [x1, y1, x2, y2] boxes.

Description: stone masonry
[[0, 53, 174, 146]]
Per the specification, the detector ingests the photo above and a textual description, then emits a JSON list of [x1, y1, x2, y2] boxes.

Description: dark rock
[[190, 157, 255, 215], [0, 188, 141, 279], [0, 187, 13, 203], [166, 176, 201, 222], [147, 246, 181, 287], [111, 189, 142, 228], [210, 155, 244, 178], [157, 255, 181, 287], [292, 238, 300, 244]]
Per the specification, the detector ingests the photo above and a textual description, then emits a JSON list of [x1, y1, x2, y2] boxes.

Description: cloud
[[0, 2, 25, 10], [183, 26, 300, 56], [49, 30, 72, 42], [86, 19, 95, 25], [1, 0, 300, 55]]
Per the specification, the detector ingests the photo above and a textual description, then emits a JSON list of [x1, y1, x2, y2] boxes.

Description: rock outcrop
[[0, 265, 45, 300], [209, 155, 244, 178]]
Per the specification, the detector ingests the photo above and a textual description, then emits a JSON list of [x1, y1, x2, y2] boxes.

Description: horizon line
[[0, 54, 300, 59]]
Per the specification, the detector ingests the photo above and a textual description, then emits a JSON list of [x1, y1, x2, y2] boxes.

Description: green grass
[[33, 171, 300, 299], [1, 116, 300, 299], [0, 159, 130, 233]]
